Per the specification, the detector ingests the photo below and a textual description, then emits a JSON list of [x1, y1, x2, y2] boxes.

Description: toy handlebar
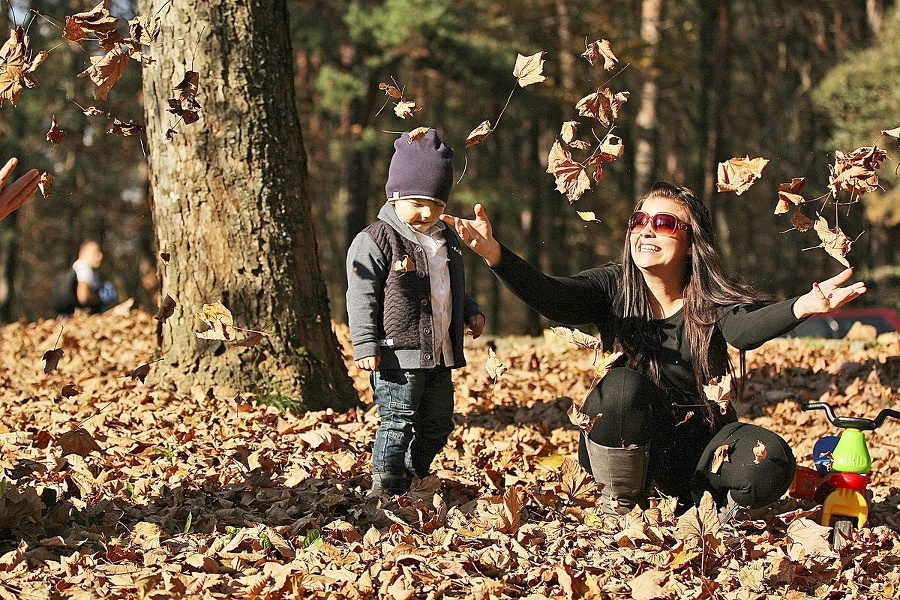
[[802, 401, 900, 431]]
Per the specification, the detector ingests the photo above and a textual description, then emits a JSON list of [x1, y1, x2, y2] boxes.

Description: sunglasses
[[628, 211, 691, 236]]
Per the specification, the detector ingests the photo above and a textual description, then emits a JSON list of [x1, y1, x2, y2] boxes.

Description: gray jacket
[[346, 202, 482, 369]]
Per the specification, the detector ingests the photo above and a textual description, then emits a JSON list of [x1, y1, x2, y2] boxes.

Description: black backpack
[[50, 268, 78, 315]]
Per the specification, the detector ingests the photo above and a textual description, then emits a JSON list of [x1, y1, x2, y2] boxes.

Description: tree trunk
[[633, 0, 663, 196], [139, 0, 359, 411]]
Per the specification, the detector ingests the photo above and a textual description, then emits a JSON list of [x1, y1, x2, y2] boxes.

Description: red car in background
[[786, 307, 900, 339]]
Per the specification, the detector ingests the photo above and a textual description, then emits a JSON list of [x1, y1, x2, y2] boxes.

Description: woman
[[0, 157, 40, 222], [442, 182, 866, 513]]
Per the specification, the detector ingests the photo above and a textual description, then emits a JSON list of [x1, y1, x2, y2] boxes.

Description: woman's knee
[[583, 367, 658, 447]]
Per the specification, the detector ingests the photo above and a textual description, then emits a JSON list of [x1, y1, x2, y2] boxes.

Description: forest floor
[[0, 309, 898, 599]]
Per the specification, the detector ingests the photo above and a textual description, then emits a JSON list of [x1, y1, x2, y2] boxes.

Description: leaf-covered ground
[[0, 310, 898, 599]]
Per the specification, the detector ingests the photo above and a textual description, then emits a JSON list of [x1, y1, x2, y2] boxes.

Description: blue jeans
[[371, 367, 455, 492]]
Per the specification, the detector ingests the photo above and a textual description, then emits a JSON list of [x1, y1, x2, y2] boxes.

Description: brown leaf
[[60, 383, 80, 398], [775, 177, 806, 214], [58, 428, 102, 457], [567, 398, 600, 433], [130, 362, 152, 383], [154, 295, 176, 322], [46, 116, 66, 144], [465, 120, 493, 148], [560, 457, 596, 501], [703, 374, 732, 415], [196, 302, 237, 341], [675, 491, 721, 541], [38, 172, 53, 199], [406, 127, 430, 142], [42, 348, 64, 374], [63, 17, 90, 43], [582, 39, 619, 71], [378, 82, 403, 99], [234, 331, 264, 348], [813, 216, 852, 268], [716, 156, 768, 195], [0, 27, 44, 107], [513, 51, 546, 87], [546, 141, 591, 202], [828, 146, 885, 197], [159, 252, 171, 263], [628, 569, 668, 600], [107, 118, 143, 137], [790, 208, 814, 232], [393, 256, 416, 272], [710, 443, 731, 475], [575, 88, 630, 128], [753, 441, 767, 464], [128, 14, 161, 46], [77, 46, 130, 101]]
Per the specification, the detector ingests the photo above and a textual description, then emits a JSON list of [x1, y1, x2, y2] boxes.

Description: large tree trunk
[[139, 0, 358, 411]]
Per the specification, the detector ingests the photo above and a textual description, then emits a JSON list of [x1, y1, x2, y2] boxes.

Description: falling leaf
[[46, 116, 66, 144], [159, 252, 171, 263], [560, 121, 580, 145], [828, 146, 885, 197], [567, 398, 600, 433], [38, 172, 53, 198], [594, 350, 624, 380], [66, 1, 120, 43], [167, 71, 201, 126], [485, 347, 507, 380], [58, 428, 102, 457], [154, 295, 176, 322], [812, 216, 852, 268], [550, 326, 600, 349], [753, 441, 767, 464], [393, 256, 415, 272], [235, 331, 265, 348], [394, 100, 419, 119], [465, 120, 494, 148], [128, 14, 160, 46], [703, 374, 732, 415], [77, 46, 130, 101], [716, 156, 769, 195], [791, 208, 814, 233], [581, 39, 618, 70], [60, 383, 80, 398], [775, 177, 807, 214], [80, 105, 105, 117], [0, 27, 46, 107], [107, 118, 143, 136], [576, 211, 600, 223], [130, 362, 152, 383], [513, 51, 546, 87], [407, 127, 430, 142], [42, 348, 64, 374], [546, 141, 591, 202], [62, 17, 90, 43], [710, 443, 731, 474], [575, 88, 630, 128], [378, 82, 403, 99], [196, 302, 238, 341]]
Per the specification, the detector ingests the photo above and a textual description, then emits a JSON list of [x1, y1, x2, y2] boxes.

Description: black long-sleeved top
[[490, 244, 804, 411]]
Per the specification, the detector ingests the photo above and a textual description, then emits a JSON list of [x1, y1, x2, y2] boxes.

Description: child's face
[[391, 198, 446, 233]]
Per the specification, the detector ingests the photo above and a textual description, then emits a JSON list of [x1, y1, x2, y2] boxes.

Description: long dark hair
[[615, 182, 770, 419]]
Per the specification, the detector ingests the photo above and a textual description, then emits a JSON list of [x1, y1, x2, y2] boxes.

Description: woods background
[[1, 0, 898, 335]]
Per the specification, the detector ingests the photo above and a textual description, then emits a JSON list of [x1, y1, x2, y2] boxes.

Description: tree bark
[[139, 0, 359, 411], [633, 0, 663, 196]]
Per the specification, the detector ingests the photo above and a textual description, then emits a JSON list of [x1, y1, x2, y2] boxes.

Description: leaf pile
[[0, 312, 898, 598]]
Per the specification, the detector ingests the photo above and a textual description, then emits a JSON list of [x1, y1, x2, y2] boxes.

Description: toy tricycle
[[790, 401, 900, 548]]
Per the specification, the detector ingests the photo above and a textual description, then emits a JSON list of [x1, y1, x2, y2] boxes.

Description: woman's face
[[629, 195, 692, 276]]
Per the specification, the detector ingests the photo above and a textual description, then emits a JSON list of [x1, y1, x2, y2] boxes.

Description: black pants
[[576, 367, 796, 509]]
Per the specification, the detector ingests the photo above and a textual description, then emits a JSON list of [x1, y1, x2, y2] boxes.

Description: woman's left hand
[[793, 268, 867, 319]]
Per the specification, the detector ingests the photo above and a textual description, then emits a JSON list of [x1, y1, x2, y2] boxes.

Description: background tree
[[138, 0, 357, 410]]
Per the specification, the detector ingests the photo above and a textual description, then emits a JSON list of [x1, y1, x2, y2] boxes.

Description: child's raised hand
[[355, 356, 380, 371], [466, 313, 485, 339], [441, 204, 502, 266]]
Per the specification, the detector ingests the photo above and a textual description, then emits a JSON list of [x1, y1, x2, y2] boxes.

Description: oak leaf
[[812, 216, 852, 268], [58, 428, 102, 457], [716, 156, 768, 195], [582, 39, 618, 71], [775, 177, 806, 214], [465, 120, 493, 148], [513, 51, 546, 87]]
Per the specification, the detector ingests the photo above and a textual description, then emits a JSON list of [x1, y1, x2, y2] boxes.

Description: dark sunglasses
[[628, 211, 691, 236]]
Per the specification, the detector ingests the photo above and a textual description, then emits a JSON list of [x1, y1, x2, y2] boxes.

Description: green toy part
[[831, 428, 871, 475]]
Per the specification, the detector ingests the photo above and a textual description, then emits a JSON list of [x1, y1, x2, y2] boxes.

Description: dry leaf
[[710, 443, 731, 475], [61, 383, 80, 398], [58, 428, 102, 457], [43, 348, 64, 374], [595, 350, 624, 380], [394, 100, 419, 119], [828, 146, 886, 197], [77, 46, 130, 101], [154, 295, 176, 322], [0, 27, 45, 107], [675, 491, 721, 541], [393, 256, 416, 273], [567, 398, 600, 433], [628, 569, 668, 600], [716, 156, 769, 195], [576, 211, 600, 223], [753, 441, 767, 464], [791, 208, 814, 233], [546, 141, 591, 203], [513, 51, 546, 87], [465, 120, 494, 148], [234, 331, 264, 348], [582, 39, 618, 71], [159, 252, 171, 263], [130, 362, 152, 383], [196, 302, 237, 341], [575, 88, 630, 128], [407, 127, 430, 142], [38, 172, 54, 198], [775, 177, 807, 214], [550, 326, 600, 349], [46, 116, 66, 144], [703, 374, 732, 415], [485, 347, 507, 380], [813, 216, 852, 268]]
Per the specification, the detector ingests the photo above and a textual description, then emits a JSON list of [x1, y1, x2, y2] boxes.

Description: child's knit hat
[[385, 128, 454, 205]]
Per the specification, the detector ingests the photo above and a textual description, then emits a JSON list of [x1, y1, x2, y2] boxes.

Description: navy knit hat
[[385, 128, 454, 205]]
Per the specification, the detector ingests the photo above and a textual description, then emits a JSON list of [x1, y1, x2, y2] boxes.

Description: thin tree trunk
[[139, 0, 358, 411], [633, 0, 663, 196]]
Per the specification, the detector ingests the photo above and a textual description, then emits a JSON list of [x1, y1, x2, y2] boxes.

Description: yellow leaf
[[485, 347, 507, 380]]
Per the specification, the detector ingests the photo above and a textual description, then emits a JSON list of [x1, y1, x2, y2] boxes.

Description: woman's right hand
[[440, 203, 502, 266]]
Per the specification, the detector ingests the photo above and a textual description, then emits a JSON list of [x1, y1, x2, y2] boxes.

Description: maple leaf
[[710, 443, 731, 474], [58, 428, 102, 457], [485, 347, 507, 380], [546, 141, 591, 202], [513, 51, 546, 87], [774, 177, 806, 214], [394, 100, 419, 119], [168, 71, 201, 124], [128, 14, 161, 46], [42, 348, 64, 374], [45, 115, 66, 144], [703, 374, 732, 415], [67, 1, 120, 44], [567, 398, 600, 432], [587, 132, 624, 165], [154, 295, 176, 322], [0, 27, 46, 107], [560, 457, 597, 502], [63, 17, 90, 43], [38, 172, 53, 199], [196, 302, 238, 341], [465, 120, 494, 148], [582, 39, 618, 70], [716, 156, 768, 195], [812, 216, 852, 268], [790, 208, 814, 233], [675, 491, 722, 542], [828, 146, 885, 197], [575, 88, 630, 128], [77, 46, 130, 101]]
